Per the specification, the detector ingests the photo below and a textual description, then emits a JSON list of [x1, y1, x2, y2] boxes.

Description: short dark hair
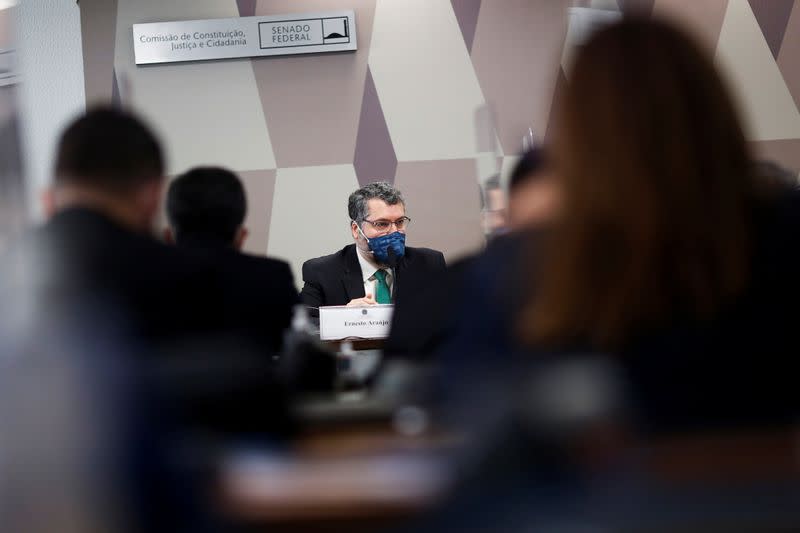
[[509, 148, 547, 191], [54, 107, 164, 193], [348, 181, 405, 223], [166, 166, 247, 246]]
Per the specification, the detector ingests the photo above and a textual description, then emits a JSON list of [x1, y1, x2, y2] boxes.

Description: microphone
[[386, 246, 399, 269], [386, 247, 401, 303]]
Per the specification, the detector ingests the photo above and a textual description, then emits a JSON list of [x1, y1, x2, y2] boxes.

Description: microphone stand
[[386, 247, 401, 304]]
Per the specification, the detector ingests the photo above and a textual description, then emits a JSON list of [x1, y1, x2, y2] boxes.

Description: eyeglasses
[[362, 216, 412, 232]]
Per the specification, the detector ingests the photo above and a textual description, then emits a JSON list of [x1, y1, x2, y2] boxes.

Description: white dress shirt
[[355, 247, 394, 301]]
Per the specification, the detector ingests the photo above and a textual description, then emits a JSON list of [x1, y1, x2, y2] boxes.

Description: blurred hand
[[347, 294, 377, 307]]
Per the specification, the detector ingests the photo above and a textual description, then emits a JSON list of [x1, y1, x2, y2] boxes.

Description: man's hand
[[346, 293, 377, 307]]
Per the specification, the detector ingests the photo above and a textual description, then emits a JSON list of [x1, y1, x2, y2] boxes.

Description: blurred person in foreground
[[3, 108, 291, 366], [523, 17, 799, 431], [417, 16, 800, 531], [0, 108, 291, 531], [300, 181, 446, 311], [3, 108, 232, 349], [507, 147, 559, 230], [383, 150, 560, 362], [479, 147, 559, 238], [444, 15, 800, 433], [164, 166, 297, 354]]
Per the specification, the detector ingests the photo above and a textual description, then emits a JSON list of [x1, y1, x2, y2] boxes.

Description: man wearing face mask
[[300, 181, 446, 311]]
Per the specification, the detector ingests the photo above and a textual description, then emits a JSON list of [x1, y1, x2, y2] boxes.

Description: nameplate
[[132, 10, 357, 65], [319, 305, 393, 341]]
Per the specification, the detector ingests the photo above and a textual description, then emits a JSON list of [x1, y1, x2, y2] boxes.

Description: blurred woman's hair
[[520, 17, 757, 349]]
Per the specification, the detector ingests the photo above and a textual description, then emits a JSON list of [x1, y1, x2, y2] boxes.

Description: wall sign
[[133, 10, 357, 65]]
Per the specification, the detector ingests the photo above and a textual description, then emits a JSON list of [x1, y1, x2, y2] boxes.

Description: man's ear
[[351, 221, 360, 242], [163, 226, 175, 244], [233, 226, 248, 251], [41, 187, 57, 219]]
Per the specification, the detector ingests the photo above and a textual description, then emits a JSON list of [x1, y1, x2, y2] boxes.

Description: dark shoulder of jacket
[[407, 246, 445, 264], [302, 244, 354, 275], [238, 252, 291, 272]]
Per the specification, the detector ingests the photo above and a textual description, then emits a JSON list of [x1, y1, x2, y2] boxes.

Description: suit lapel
[[342, 244, 366, 301]]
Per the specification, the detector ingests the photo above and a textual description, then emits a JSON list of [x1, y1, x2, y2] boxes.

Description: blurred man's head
[[48, 107, 164, 232], [164, 166, 248, 250], [508, 147, 559, 229]]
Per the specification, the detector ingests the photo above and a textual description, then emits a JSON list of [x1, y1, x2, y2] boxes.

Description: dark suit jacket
[[299, 243, 446, 311], [1, 208, 296, 355], [173, 239, 299, 355], [381, 234, 530, 361], [0, 207, 296, 432], [2, 208, 215, 342], [0, 207, 297, 530], [383, 254, 474, 360]]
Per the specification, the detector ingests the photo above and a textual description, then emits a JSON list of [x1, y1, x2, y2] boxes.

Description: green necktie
[[373, 269, 392, 304]]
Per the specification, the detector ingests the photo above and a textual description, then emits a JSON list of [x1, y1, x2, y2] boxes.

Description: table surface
[[218, 423, 458, 529], [322, 338, 386, 351]]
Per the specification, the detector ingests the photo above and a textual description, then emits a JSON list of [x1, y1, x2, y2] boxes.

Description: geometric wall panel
[[451, 0, 483, 52], [238, 169, 277, 257], [251, 0, 377, 169], [653, 0, 730, 54], [236, 0, 257, 17], [715, 0, 800, 140], [394, 158, 485, 262], [777, 2, 800, 112], [80, 0, 119, 105], [369, 0, 487, 162], [353, 67, 397, 186], [471, 0, 568, 155], [267, 164, 360, 289], [746, 0, 795, 59]]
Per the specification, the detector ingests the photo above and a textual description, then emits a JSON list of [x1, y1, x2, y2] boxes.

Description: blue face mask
[[359, 227, 406, 265]]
